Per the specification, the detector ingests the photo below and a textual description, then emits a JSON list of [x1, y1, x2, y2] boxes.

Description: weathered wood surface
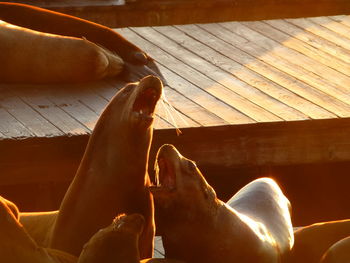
[[11, 0, 350, 28], [1, 15, 350, 186]]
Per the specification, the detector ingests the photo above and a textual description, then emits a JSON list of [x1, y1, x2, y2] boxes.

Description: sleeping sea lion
[[78, 213, 183, 263], [49, 75, 162, 258], [150, 144, 293, 263], [0, 2, 163, 82], [320, 236, 350, 263], [285, 219, 350, 263], [0, 20, 123, 83], [0, 196, 77, 263]]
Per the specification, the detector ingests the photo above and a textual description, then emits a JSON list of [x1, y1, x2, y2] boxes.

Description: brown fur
[[78, 214, 184, 263], [20, 211, 58, 247], [0, 2, 163, 82], [286, 219, 350, 263], [150, 144, 293, 263], [0, 197, 76, 263], [320, 236, 350, 263], [0, 20, 123, 83], [50, 76, 163, 258]]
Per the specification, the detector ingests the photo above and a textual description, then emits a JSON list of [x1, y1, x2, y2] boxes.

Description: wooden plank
[[19, 90, 90, 136], [160, 85, 227, 127], [159, 24, 334, 120], [0, 108, 33, 139], [215, 22, 350, 106], [332, 15, 350, 28], [158, 64, 254, 127], [127, 27, 285, 123], [154, 236, 165, 258], [178, 24, 350, 118], [243, 20, 350, 76], [46, 91, 99, 132], [264, 19, 350, 64], [116, 27, 257, 125], [199, 23, 350, 117], [309, 16, 350, 41], [0, 87, 64, 137], [232, 21, 350, 91], [287, 18, 350, 51]]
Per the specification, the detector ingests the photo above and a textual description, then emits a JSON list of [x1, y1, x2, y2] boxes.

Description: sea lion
[[0, 196, 77, 263], [285, 219, 350, 263], [79, 213, 184, 263], [0, 20, 123, 83], [320, 236, 350, 263], [0, 2, 163, 82], [150, 144, 294, 263], [20, 210, 58, 247], [49, 75, 162, 258]]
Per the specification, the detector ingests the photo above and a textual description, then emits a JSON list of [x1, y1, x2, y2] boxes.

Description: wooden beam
[[10, 0, 350, 27], [1, 117, 350, 186]]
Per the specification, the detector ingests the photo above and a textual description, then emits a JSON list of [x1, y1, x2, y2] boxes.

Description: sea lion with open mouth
[[48, 75, 162, 258], [0, 2, 163, 83], [150, 144, 294, 263], [79, 213, 183, 263]]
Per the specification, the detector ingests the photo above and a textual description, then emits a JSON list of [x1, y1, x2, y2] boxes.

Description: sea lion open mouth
[[152, 145, 177, 192], [132, 75, 162, 126]]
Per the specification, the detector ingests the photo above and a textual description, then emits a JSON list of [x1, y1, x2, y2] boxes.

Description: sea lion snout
[[138, 75, 163, 96], [131, 75, 163, 128], [157, 144, 181, 161]]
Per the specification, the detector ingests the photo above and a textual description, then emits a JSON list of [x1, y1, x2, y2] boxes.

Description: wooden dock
[[1, 15, 350, 224]]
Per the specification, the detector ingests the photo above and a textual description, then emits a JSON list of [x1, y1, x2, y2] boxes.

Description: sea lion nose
[[140, 75, 162, 89], [158, 144, 181, 160]]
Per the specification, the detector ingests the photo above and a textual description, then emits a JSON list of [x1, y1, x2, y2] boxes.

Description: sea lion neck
[[50, 78, 160, 257]]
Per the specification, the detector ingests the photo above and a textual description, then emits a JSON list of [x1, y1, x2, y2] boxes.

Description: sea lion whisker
[[161, 90, 188, 126], [160, 97, 182, 136]]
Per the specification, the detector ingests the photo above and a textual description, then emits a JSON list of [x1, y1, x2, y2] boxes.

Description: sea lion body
[[320, 236, 350, 263], [0, 20, 123, 83], [0, 2, 162, 82], [50, 76, 162, 258], [0, 197, 76, 263], [286, 219, 350, 263], [150, 144, 293, 263], [20, 210, 58, 247], [227, 177, 294, 257], [78, 213, 183, 263]]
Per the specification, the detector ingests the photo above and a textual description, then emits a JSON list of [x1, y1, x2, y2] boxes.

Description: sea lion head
[[150, 144, 217, 217], [107, 74, 162, 129], [78, 213, 145, 263], [92, 75, 162, 161]]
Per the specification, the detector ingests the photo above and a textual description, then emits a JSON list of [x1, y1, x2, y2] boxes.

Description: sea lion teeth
[[152, 144, 293, 263]]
